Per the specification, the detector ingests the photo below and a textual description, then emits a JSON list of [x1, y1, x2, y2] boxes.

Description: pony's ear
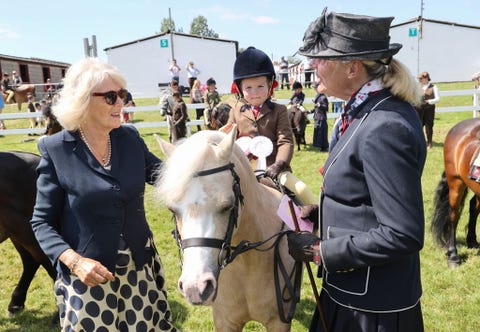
[[154, 134, 175, 157], [217, 124, 237, 162]]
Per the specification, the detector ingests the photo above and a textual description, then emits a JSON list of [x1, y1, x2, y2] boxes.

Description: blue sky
[[1, 0, 479, 65]]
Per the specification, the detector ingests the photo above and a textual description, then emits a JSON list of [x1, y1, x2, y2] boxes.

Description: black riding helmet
[[233, 46, 276, 96], [292, 81, 303, 90]]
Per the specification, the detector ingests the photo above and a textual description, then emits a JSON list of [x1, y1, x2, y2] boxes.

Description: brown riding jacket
[[225, 98, 294, 167]]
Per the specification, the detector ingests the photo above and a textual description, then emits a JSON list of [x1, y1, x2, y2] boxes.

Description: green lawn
[[0, 82, 479, 331]]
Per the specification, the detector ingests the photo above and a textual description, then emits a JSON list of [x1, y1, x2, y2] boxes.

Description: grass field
[[0, 82, 479, 331]]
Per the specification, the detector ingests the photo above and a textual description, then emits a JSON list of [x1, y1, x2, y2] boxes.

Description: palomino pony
[[155, 127, 301, 331], [432, 118, 480, 267], [0, 151, 57, 314], [2, 84, 36, 111]]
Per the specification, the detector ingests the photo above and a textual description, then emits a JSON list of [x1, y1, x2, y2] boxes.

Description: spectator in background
[[289, 81, 306, 111], [27, 94, 38, 130], [415, 71, 440, 149], [273, 60, 280, 84], [304, 59, 315, 88], [12, 70, 22, 88], [121, 90, 135, 123], [172, 91, 188, 141], [311, 83, 329, 151], [186, 61, 201, 90], [279, 56, 290, 90], [169, 59, 181, 83], [2, 72, 14, 103], [44, 78, 56, 99], [203, 77, 221, 129], [190, 79, 204, 131]]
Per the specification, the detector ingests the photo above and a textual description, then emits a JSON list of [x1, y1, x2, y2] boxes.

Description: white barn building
[[390, 17, 480, 82], [104, 31, 238, 98]]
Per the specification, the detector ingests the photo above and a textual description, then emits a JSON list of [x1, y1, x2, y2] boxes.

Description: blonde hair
[[362, 58, 421, 106], [53, 57, 126, 131]]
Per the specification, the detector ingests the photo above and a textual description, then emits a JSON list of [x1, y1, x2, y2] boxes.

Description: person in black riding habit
[[287, 8, 426, 332]]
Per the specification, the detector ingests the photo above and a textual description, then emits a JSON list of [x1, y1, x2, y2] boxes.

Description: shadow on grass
[[0, 309, 59, 332]]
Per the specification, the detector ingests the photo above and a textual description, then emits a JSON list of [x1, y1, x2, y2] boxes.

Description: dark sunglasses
[[92, 88, 128, 105]]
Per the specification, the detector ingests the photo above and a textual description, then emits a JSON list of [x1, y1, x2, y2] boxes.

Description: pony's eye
[[219, 205, 233, 215]]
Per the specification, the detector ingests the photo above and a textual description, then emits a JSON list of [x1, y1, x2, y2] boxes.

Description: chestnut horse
[[155, 128, 301, 331], [432, 118, 480, 268], [0, 151, 57, 315], [1, 84, 36, 111]]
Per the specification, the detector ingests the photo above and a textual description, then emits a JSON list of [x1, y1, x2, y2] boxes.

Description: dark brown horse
[[288, 105, 308, 151], [0, 151, 57, 315], [209, 103, 232, 130], [432, 118, 480, 268], [1, 84, 36, 111]]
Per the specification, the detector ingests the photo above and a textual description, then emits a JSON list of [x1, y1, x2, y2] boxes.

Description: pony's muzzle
[[178, 271, 218, 305]]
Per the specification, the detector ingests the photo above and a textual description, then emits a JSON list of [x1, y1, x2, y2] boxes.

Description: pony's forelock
[[156, 131, 225, 205]]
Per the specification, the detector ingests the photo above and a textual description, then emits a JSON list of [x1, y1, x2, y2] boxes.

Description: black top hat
[[233, 47, 275, 81], [299, 8, 402, 60]]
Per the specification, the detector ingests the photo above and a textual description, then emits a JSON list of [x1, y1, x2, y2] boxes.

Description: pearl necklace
[[78, 127, 112, 167]]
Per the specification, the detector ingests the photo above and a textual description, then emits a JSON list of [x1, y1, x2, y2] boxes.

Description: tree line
[[159, 15, 219, 38]]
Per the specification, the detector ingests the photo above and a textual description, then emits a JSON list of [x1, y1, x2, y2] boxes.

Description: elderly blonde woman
[[287, 8, 426, 332], [30, 57, 176, 331]]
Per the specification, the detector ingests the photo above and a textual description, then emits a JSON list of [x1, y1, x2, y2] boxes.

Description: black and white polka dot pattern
[[54, 239, 176, 331]]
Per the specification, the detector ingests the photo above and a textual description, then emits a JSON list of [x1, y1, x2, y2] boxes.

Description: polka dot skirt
[[54, 238, 177, 331]]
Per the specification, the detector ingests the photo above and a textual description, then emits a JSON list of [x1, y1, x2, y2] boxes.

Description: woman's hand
[[72, 257, 115, 287], [61, 249, 115, 287]]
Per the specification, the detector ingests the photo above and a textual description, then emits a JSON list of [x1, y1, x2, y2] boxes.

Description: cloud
[[251, 16, 279, 24], [0, 24, 20, 39]]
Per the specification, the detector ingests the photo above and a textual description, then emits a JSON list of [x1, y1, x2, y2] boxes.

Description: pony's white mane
[[156, 130, 229, 204]]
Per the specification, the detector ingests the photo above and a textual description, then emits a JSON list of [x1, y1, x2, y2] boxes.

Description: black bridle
[[171, 161, 302, 323], [172, 162, 244, 268]]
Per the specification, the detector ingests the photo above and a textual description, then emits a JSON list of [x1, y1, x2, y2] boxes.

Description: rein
[[171, 161, 302, 323]]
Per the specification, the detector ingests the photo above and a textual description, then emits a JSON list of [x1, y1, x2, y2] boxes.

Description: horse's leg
[[265, 320, 291, 332], [466, 195, 480, 248], [8, 240, 41, 315], [212, 308, 245, 332], [446, 179, 467, 268]]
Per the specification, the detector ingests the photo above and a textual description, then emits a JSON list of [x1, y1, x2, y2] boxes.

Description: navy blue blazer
[[30, 125, 161, 275], [319, 90, 426, 312]]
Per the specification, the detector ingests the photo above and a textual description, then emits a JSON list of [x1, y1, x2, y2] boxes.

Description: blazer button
[[112, 185, 121, 191]]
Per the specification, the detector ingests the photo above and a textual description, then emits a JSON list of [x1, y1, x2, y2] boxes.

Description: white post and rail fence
[[1, 89, 479, 136]]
